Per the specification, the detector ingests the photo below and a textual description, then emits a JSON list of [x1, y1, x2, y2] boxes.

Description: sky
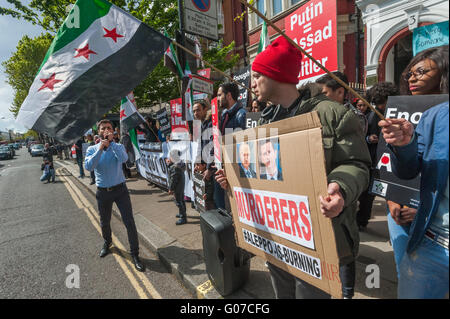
[[0, 1, 45, 133]]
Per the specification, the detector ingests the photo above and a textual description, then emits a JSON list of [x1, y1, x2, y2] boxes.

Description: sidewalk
[[56, 159, 397, 299]]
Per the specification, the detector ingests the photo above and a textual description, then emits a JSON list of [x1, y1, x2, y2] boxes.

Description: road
[[0, 147, 193, 299]]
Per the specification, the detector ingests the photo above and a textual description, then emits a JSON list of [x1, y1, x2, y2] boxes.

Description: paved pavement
[[56, 158, 398, 299]]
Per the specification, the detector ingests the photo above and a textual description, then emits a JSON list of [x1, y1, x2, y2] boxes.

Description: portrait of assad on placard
[[237, 141, 257, 179], [258, 138, 283, 181]]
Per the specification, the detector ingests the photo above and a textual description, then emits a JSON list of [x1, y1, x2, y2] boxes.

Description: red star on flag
[[74, 43, 97, 60], [38, 73, 63, 92], [120, 109, 126, 120], [103, 27, 124, 43]]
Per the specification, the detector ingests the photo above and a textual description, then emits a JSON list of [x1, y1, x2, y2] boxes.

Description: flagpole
[[172, 41, 255, 95], [237, 0, 385, 121]]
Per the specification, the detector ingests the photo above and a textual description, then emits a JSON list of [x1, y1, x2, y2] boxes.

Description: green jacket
[[259, 85, 371, 265]]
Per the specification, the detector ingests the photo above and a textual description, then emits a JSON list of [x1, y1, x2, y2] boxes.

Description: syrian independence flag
[[129, 128, 141, 162], [120, 92, 144, 161], [257, 14, 270, 54], [120, 92, 145, 132], [183, 63, 194, 121], [16, 0, 170, 144], [164, 30, 184, 78]]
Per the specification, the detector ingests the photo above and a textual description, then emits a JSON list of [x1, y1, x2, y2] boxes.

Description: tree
[[2, 33, 53, 116]]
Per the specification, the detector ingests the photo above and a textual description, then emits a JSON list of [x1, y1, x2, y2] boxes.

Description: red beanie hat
[[252, 36, 302, 84]]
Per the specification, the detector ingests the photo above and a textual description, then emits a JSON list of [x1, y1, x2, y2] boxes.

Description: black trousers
[[96, 184, 139, 256], [357, 189, 375, 227], [174, 192, 186, 219]]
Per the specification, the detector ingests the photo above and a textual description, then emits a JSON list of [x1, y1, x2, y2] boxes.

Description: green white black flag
[[16, 0, 170, 144], [257, 15, 270, 54]]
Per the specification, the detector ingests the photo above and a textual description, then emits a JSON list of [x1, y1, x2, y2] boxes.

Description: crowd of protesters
[[184, 43, 448, 299], [45, 42, 448, 299]]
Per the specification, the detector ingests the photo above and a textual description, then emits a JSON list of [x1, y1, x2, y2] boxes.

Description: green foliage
[[1, 33, 53, 116], [23, 129, 39, 140]]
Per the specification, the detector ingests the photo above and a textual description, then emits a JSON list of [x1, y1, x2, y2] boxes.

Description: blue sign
[[192, 0, 210, 12], [413, 21, 449, 56]]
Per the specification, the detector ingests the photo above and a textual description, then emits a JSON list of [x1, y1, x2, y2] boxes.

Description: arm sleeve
[[325, 109, 371, 207], [110, 142, 128, 164], [387, 125, 422, 180], [84, 146, 102, 171]]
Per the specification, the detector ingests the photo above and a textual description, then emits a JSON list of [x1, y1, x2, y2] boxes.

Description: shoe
[[176, 218, 187, 225], [176, 214, 183, 218], [132, 255, 145, 272], [89, 181, 95, 185], [99, 242, 111, 258]]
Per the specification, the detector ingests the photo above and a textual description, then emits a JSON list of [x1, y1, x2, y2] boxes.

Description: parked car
[[7, 145, 15, 156], [30, 144, 44, 157], [0, 146, 13, 160], [28, 141, 38, 153], [13, 143, 21, 149]]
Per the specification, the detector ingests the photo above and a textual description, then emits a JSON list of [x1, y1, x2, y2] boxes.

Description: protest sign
[[156, 108, 171, 139], [223, 111, 342, 298], [233, 66, 251, 109], [193, 172, 206, 212], [371, 94, 449, 208], [170, 98, 190, 140], [246, 112, 262, 129], [284, 0, 338, 85]]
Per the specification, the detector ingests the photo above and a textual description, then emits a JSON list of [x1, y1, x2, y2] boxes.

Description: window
[[257, 0, 265, 25], [291, 0, 301, 5], [272, 0, 282, 16]]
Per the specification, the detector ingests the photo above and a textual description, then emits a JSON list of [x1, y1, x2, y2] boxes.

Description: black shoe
[[176, 218, 187, 225], [99, 242, 111, 258], [358, 225, 367, 232], [132, 255, 145, 272], [89, 181, 95, 185], [176, 214, 183, 218]]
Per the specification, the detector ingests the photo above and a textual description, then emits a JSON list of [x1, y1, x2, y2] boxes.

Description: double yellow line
[[57, 168, 162, 299]]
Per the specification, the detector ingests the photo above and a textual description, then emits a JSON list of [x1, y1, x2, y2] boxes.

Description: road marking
[[58, 168, 162, 299]]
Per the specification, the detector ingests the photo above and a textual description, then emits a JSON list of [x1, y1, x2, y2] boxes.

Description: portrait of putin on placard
[[258, 138, 283, 181], [237, 141, 257, 179]]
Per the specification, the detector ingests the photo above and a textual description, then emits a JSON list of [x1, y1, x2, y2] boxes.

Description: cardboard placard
[[223, 111, 342, 298], [371, 94, 449, 208]]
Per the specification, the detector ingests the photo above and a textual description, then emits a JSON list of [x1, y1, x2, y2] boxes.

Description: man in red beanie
[[216, 36, 370, 299]]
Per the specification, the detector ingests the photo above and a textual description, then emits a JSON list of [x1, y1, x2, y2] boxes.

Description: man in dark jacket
[[209, 83, 247, 209], [168, 149, 187, 225], [217, 37, 370, 299]]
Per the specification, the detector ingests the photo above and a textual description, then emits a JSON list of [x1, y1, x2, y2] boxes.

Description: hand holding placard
[[379, 118, 414, 146], [319, 182, 345, 219]]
